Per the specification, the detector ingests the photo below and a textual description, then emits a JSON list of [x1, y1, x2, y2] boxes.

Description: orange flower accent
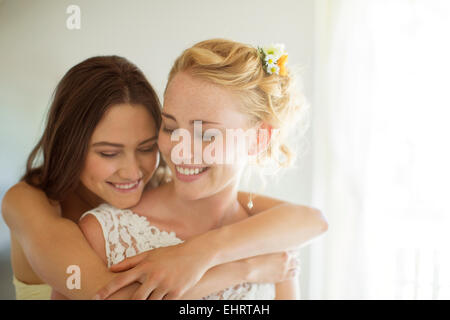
[[277, 54, 288, 76]]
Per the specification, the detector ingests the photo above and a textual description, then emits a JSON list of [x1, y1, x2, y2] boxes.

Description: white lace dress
[[79, 203, 275, 300]]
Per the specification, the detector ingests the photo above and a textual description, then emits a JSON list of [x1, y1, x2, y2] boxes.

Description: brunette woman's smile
[[107, 178, 142, 193]]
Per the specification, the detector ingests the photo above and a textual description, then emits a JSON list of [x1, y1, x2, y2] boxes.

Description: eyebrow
[[161, 112, 221, 125], [92, 136, 157, 148]]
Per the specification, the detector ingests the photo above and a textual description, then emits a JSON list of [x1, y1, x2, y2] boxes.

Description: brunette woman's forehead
[[91, 136, 157, 148], [90, 103, 158, 146]]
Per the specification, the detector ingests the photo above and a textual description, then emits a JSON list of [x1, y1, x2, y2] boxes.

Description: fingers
[[288, 254, 300, 268], [132, 281, 157, 300], [163, 291, 181, 300], [109, 252, 148, 272], [134, 283, 182, 300], [147, 287, 168, 300], [283, 251, 301, 281], [94, 269, 143, 300], [287, 267, 300, 279]]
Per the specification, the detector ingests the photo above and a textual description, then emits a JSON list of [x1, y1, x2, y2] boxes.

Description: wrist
[[241, 258, 260, 283], [184, 228, 224, 269], [240, 258, 254, 283]]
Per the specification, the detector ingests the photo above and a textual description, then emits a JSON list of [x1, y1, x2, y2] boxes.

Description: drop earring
[[247, 192, 253, 209]]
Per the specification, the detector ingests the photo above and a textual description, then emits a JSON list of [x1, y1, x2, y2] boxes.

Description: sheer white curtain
[[309, 0, 450, 299]]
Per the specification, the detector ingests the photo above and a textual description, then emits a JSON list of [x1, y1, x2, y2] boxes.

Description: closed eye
[[162, 126, 175, 134], [139, 144, 157, 152], [99, 152, 118, 158]]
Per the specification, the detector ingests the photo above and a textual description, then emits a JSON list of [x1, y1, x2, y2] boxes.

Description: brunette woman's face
[[158, 71, 253, 201], [80, 103, 159, 209]]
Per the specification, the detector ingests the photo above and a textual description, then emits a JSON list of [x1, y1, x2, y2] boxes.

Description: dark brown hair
[[22, 55, 162, 201]]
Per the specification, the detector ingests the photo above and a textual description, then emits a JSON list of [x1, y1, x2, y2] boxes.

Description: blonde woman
[[78, 39, 325, 300]]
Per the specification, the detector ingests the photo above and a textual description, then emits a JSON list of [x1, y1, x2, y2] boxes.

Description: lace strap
[[80, 204, 184, 268], [79, 204, 118, 267]]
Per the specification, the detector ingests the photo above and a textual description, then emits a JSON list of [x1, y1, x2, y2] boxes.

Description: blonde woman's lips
[[174, 165, 209, 182]]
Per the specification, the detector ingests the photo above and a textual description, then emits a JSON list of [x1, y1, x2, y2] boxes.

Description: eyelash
[[162, 126, 214, 139], [99, 145, 156, 158], [99, 152, 117, 158], [162, 126, 175, 133]]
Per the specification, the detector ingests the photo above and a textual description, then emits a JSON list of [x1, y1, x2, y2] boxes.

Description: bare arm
[[95, 193, 320, 299], [178, 261, 247, 299], [1, 182, 138, 299], [275, 278, 301, 300], [188, 193, 312, 299], [185, 193, 310, 300], [77, 213, 248, 299], [52, 259, 300, 300], [192, 194, 328, 269], [79, 211, 298, 300], [181, 253, 299, 300]]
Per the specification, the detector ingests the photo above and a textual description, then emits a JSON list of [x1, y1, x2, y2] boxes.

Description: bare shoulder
[[2, 181, 60, 211], [237, 191, 325, 223], [2, 181, 61, 226], [237, 191, 286, 216], [78, 214, 108, 265]]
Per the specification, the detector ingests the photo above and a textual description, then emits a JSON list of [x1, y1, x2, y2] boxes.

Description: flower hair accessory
[[258, 43, 289, 76]]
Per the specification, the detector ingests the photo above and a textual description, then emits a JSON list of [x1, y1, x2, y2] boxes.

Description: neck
[[74, 183, 104, 209], [167, 180, 241, 231]]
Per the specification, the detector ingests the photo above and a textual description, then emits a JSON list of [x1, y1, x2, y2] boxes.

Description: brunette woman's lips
[[107, 179, 142, 193], [174, 165, 209, 182]]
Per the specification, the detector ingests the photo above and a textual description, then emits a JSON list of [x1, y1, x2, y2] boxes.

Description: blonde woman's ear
[[256, 123, 277, 156], [247, 122, 272, 157]]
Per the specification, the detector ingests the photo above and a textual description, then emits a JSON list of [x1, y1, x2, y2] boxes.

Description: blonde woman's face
[[158, 71, 254, 201], [80, 103, 159, 209]]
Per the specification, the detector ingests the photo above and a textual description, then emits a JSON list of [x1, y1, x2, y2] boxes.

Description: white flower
[[266, 63, 280, 75], [264, 54, 277, 65], [263, 43, 285, 60]]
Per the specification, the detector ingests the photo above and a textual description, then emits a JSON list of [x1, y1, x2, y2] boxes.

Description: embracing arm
[[195, 192, 328, 268], [1, 182, 138, 299], [183, 193, 318, 299], [188, 192, 318, 300], [180, 251, 300, 300], [275, 277, 301, 300], [95, 192, 323, 299]]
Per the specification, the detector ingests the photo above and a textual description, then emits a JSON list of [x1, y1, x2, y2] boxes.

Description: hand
[[94, 243, 213, 300], [244, 250, 300, 284]]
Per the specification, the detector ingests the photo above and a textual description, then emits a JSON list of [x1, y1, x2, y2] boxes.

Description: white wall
[[0, 0, 315, 298]]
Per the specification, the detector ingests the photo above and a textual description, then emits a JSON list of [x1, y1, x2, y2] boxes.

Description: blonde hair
[[166, 38, 309, 169]]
